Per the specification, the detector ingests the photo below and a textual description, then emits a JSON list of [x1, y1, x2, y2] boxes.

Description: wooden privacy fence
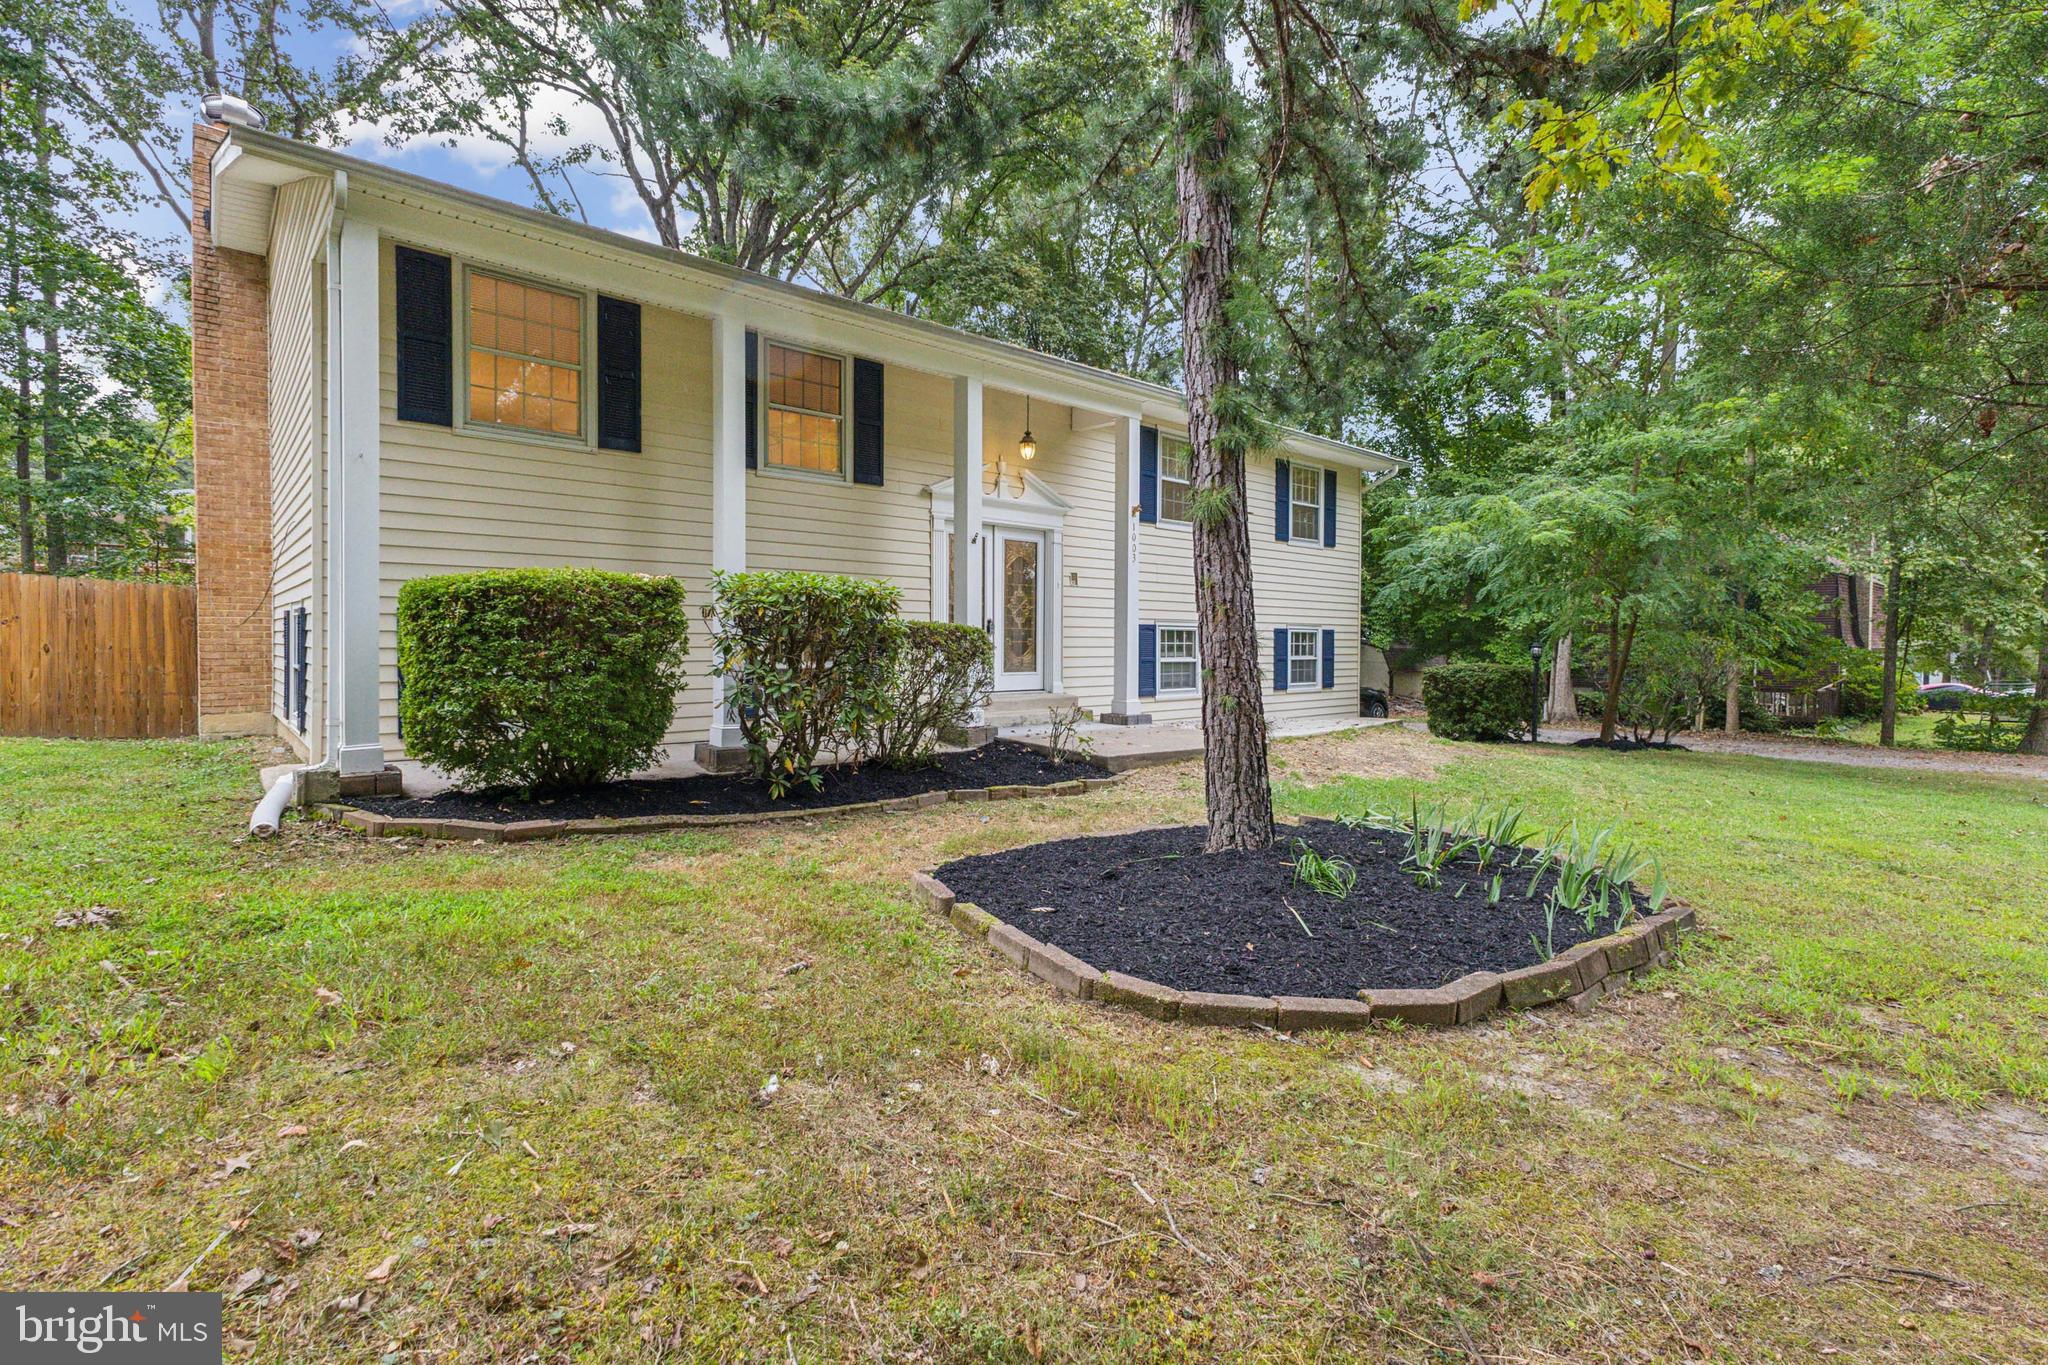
[[0, 573, 196, 738]]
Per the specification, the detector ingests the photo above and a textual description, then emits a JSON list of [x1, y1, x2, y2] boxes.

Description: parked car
[[1919, 681, 1987, 712], [1360, 687, 1390, 718]]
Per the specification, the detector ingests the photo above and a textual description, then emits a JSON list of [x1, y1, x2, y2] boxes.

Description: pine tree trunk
[[1545, 635, 1577, 723], [1172, 0, 1272, 852], [1724, 664, 1741, 733], [1879, 551, 1902, 747]]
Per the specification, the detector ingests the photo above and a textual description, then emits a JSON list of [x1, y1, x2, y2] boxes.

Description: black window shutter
[[596, 296, 641, 452], [1274, 458, 1291, 541], [1323, 468, 1338, 546], [1321, 628, 1336, 689], [1138, 426, 1159, 523], [293, 606, 309, 731], [852, 358, 884, 485], [393, 246, 452, 425], [276, 611, 288, 720], [1273, 627, 1289, 690], [744, 330, 759, 469], [1138, 624, 1157, 698]]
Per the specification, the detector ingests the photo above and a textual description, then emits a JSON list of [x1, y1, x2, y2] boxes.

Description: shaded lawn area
[[2, 730, 2044, 1361]]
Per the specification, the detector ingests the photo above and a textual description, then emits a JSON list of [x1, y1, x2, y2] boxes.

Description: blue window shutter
[[744, 330, 759, 469], [1323, 468, 1338, 546], [851, 358, 884, 485], [1138, 426, 1159, 524], [393, 246, 452, 426], [395, 666, 404, 742], [1322, 629, 1336, 689], [1138, 623, 1157, 697], [1273, 627, 1289, 690], [1274, 458, 1291, 541], [596, 296, 641, 452]]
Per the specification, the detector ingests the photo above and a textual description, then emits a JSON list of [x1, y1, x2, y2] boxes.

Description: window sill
[[447, 417, 597, 455]]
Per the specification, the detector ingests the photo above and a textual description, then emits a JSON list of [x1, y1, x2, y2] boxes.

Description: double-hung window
[[1159, 441, 1193, 524], [1290, 462, 1323, 542], [764, 340, 846, 476], [1158, 625, 1199, 693], [1288, 628, 1321, 688], [466, 271, 584, 438]]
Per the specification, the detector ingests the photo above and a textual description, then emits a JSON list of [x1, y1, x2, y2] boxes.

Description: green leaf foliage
[[863, 620, 991, 770], [1423, 661, 1531, 743], [396, 568, 690, 794], [709, 570, 904, 798]]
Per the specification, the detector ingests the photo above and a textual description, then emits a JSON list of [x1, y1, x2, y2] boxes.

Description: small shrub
[[708, 570, 903, 797], [865, 621, 992, 769], [1839, 652, 1925, 719], [397, 568, 689, 792], [1423, 661, 1529, 742], [1044, 703, 1094, 765]]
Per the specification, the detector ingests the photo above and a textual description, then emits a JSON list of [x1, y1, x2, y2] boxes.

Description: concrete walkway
[[1004, 714, 1403, 772]]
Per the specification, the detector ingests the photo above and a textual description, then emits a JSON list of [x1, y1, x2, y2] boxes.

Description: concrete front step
[[981, 691, 1080, 724]]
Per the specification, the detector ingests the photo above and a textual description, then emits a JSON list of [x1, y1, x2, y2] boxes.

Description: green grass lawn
[[1835, 712, 1947, 748], [3, 730, 2045, 1361]]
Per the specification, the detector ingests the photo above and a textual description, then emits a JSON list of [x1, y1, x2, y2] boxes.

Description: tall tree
[[382, 0, 1151, 298], [0, 40, 192, 579]]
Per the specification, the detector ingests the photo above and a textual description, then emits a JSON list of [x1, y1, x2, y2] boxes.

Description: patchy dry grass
[[2, 728, 2045, 1361]]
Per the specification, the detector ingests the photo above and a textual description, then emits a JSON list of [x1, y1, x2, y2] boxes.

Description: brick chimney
[[191, 123, 273, 735]]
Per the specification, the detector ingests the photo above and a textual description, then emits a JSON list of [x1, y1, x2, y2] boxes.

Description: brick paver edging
[[910, 869, 1698, 1030], [317, 773, 1129, 843]]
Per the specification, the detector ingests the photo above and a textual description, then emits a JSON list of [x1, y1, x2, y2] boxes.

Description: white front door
[[989, 528, 1045, 692]]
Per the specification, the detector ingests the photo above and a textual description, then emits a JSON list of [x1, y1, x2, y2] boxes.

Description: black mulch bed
[[1572, 737, 1690, 752], [936, 819, 1646, 997], [341, 741, 1101, 824]]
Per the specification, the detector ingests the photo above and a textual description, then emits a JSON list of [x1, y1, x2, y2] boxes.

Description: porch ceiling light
[[1018, 395, 1036, 462]]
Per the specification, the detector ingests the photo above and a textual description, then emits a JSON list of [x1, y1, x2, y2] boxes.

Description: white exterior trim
[[1110, 416, 1145, 721], [708, 312, 749, 749], [323, 180, 385, 775]]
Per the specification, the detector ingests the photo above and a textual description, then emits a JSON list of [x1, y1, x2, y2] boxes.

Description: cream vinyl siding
[[1139, 445, 1360, 725], [267, 176, 331, 757], [376, 241, 717, 756], [975, 390, 1119, 706], [746, 363, 946, 617]]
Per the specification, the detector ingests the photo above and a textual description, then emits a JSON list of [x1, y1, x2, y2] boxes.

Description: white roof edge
[[213, 127, 1403, 472]]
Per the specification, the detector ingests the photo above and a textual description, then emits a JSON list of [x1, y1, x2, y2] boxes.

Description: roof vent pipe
[[201, 93, 265, 130]]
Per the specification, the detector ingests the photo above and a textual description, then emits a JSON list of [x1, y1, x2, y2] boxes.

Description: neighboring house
[[1752, 569, 1886, 722], [189, 121, 1398, 777]]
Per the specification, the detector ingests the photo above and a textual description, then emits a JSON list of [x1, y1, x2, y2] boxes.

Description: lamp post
[[1530, 641, 1544, 743]]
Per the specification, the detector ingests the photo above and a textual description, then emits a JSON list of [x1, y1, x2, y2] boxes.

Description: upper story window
[[1159, 441, 1193, 524], [1288, 627, 1322, 687], [765, 340, 845, 475], [1290, 462, 1323, 542], [467, 272, 583, 439]]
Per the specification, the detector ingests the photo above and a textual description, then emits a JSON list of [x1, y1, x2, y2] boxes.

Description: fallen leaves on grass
[[365, 1253, 400, 1282], [54, 907, 119, 930]]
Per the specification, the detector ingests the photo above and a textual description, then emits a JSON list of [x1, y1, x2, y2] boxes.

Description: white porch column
[[1107, 413, 1148, 723], [706, 313, 749, 751], [951, 376, 984, 636], [324, 198, 385, 775]]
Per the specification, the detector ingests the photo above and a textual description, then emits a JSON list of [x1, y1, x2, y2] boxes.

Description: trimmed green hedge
[[1423, 661, 1529, 742], [709, 570, 904, 797], [396, 568, 689, 793]]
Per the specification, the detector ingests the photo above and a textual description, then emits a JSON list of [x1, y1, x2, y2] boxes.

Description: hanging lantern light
[[1018, 395, 1037, 462]]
